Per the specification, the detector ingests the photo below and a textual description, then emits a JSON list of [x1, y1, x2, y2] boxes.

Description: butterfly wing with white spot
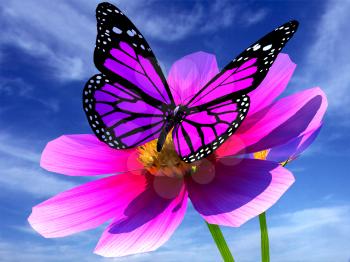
[[84, 2, 176, 148], [174, 20, 299, 162], [173, 95, 250, 162], [84, 74, 171, 148], [93, 3, 174, 106]]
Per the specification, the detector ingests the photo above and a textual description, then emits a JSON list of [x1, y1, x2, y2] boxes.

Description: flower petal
[[28, 171, 147, 237], [167, 51, 219, 105], [249, 53, 296, 115], [186, 158, 294, 227], [267, 124, 323, 162], [217, 87, 327, 157], [41, 134, 143, 176], [94, 176, 187, 257]]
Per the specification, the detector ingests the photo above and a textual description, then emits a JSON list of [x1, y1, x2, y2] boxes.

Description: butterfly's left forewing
[[94, 3, 174, 106], [175, 20, 299, 162], [84, 3, 175, 148]]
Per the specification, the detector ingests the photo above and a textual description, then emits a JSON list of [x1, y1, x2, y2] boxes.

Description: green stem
[[259, 160, 289, 262], [259, 212, 270, 262], [205, 222, 235, 262]]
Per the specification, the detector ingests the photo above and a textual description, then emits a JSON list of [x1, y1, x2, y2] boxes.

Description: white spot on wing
[[263, 44, 272, 51], [112, 27, 122, 34], [127, 30, 136, 36], [253, 44, 261, 51]]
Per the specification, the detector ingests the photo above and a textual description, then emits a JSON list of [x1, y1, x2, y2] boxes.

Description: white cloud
[[140, 0, 239, 42], [0, 165, 76, 197], [0, 232, 105, 262], [120, 205, 350, 262], [0, 77, 33, 97], [240, 9, 268, 27], [207, 205, 350, 262], [268, 206, 350, 261], [0, 132, 76, 197], [0, 133, 41, 163], [0, 0, 98, 81], [0, 0, 267, 81], [1, 204, 349, 261], [299, 0, 350, 114], [0, 77, 60, 112]]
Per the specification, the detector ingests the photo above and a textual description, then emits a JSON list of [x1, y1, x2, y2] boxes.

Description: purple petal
[[167, 51, 219, 105], [41, 134, 143, 176], [217, 87, 327, 157], [267, 124, 323, 162], [186, 158, 294, 227], [28, 171, 148, 237], [248, 53, 296, 115], [94, 175, 187, 257]]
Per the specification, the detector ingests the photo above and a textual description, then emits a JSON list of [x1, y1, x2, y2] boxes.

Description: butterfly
[[83, 2, 299, 163]]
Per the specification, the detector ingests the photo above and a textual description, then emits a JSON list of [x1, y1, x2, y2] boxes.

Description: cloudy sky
[[0, 0, 349, 261]]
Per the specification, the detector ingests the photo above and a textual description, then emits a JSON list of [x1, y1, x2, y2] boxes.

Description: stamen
[[253, 149, 270, 160], [254, 149, 292, 166], [137, 133, 195, 178]]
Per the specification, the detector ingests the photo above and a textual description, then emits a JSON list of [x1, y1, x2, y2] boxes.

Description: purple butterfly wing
[[84, 3, 175, 148], [94, 3, 174, 105], [174, 20, 299, 162], [173, 95, 250, 162], [84, 74, 169, 148], [187, 21, 299, 108]]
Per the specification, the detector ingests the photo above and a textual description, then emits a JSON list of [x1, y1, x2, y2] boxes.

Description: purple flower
[[28, 52, 327, 257]]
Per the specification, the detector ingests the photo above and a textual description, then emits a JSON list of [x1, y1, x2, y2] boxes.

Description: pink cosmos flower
[[28, 52, 327, 257]]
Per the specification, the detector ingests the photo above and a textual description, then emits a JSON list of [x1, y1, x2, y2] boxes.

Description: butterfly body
[[157, 105, 187, 152], [83, 2, 299, 163]]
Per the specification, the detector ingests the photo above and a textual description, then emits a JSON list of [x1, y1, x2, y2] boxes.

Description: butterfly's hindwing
[[84, 74, 169, 148], [174, 95, 250, 162]]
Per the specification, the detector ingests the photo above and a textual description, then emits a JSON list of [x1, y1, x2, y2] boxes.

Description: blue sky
[[0, 0, 349, 261]]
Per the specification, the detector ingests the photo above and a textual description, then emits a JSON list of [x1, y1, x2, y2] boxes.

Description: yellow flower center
[[253, 149, 270, 160], [254, 149, 291, 166], [137, 133, 214, 178]]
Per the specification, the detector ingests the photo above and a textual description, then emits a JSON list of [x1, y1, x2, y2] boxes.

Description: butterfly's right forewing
[[187, 21, 299, 108], [174, 20, 299, 162]]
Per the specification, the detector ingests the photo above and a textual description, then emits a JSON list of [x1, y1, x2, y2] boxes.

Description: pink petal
[[94, 176, 188, 257], [28, 171, 148, 237], [167, 51, 219, 105], [186, 158, 294, 227], [217, 87, 328, 157], [41, 134, 143, 176], [248, 53, 296, 115]]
